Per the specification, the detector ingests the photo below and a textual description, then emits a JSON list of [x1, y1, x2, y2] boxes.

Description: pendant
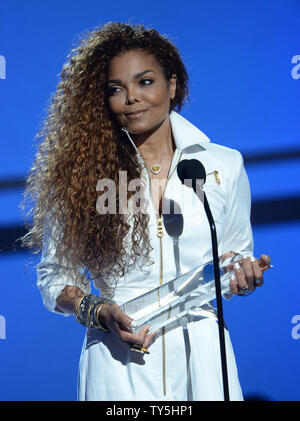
[[150, 164, 161, 175]]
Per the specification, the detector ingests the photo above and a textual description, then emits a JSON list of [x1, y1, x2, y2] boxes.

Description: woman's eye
[[107, 79, 153, 96], [140, 78, 153, 86], [107, 87, 121, 96]]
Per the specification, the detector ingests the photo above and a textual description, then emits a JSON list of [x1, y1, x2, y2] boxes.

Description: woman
[[22, 22, 271, 401]]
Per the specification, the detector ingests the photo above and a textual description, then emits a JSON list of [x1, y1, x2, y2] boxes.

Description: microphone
[[177, 159, 206, 195], [162, 198, 192, 397], [177, 159, 230, 401], [162, 198, 184, 276]]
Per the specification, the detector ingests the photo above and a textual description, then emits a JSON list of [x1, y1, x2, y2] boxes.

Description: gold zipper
[[157, 152, 183, 397], [157, 214, 166, 396], [207, 170, 220, 184], [148, 151, 183, 397], [151, 153, 216, 396], [157, 216, 164, 238]]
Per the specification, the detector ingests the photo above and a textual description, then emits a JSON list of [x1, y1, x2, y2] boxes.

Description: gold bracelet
[[95, 303, 110, 332], [86, 302, 94, 327], [74, 294, 114, 330], [74, 294, 86, 321]]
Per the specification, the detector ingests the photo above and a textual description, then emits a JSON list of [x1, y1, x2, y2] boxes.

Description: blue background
[[0, 0, 299, 401]]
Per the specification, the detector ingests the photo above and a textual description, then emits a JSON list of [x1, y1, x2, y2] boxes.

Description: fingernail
[[230, 273, 236, 281], [250, 256, 256, 262], [130, 320, 138, 328], [234, 262, 241, 270]]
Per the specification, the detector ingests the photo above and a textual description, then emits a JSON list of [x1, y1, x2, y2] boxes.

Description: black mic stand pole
[[177, 160, 230, 401], [202, 190, 230, 401]]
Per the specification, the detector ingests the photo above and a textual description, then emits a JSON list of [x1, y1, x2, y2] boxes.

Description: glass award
[[120, 254, 237, 334]]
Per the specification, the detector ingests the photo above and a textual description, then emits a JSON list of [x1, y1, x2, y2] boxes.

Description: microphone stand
[[177, 160, 230, 401], [201, 190, 230, 401]]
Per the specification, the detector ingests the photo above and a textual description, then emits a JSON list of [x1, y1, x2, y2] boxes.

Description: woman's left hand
[[229, 254, 272, 295]]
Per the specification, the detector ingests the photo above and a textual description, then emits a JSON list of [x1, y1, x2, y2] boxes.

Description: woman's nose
[[126, 87, 139, 104]]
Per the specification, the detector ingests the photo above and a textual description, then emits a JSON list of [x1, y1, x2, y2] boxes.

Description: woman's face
[[106, 50, 176, 137]]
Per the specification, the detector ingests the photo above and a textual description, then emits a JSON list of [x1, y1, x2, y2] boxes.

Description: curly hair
[[21, 22, 189, 290]]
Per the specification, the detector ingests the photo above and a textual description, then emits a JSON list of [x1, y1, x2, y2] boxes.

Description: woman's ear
[[169, 74, 177, 100]]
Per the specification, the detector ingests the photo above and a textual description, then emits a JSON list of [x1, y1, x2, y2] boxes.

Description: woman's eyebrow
[[107, 69, 155, 84]]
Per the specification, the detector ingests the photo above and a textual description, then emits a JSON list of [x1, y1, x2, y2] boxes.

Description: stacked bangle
[[74, 294, 115, 332], [95, 304, 109, 332]]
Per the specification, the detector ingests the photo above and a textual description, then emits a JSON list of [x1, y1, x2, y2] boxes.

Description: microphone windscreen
[[162, 199, 184, 237], [177, 159, 206, 184]]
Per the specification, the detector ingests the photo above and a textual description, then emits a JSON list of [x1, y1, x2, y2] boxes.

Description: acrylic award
[[120, 254, 237, 334]]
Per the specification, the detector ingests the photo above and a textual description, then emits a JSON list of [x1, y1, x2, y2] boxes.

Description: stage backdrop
[[0, 0, 299, 401]]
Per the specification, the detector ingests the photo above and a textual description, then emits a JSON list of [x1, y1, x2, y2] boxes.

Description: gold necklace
[[144, 141, 171, 175]]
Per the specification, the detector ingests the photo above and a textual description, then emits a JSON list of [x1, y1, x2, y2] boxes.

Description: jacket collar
[[122, 110, 210, 155], [169, 111, 210, 151]]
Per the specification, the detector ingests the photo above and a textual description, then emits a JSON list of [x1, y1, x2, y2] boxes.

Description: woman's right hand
[[97, 303, 156, 350]]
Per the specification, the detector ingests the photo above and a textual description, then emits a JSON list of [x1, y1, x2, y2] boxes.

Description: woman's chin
[[124, 119, 166, 138]]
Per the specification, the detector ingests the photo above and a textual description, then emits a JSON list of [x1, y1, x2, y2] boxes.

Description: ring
[[237, 285, 249, 295], [130, 343, 150, 354], [255, 278, 263, 286]]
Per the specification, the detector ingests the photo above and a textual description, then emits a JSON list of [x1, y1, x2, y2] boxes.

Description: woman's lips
[[125, 110, 148, 120]]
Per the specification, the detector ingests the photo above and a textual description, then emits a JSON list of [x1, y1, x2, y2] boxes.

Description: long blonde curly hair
[[21, 22, 189, 287]]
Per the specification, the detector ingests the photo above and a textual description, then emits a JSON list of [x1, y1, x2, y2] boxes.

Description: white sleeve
[[219, 150, 254, 258], [219, 151, 254, 301], [36, 224, 91, 316]]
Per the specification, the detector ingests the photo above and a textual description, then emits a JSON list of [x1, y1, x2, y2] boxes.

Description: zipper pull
[[214, 170, 220, 185], [157, 216, 164, 238]]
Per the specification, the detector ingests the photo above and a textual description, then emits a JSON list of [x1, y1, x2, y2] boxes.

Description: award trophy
[[121, 254, 237, 335]]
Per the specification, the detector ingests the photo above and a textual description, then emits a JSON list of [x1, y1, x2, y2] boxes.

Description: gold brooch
[[207, 170, 220, 185]]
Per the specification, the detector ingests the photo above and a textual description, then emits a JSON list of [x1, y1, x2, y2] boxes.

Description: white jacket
[[37, 111, 253, 401]]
